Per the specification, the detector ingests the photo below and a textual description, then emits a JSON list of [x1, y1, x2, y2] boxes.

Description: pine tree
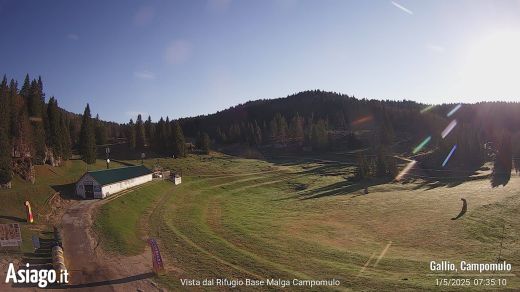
[[253, 121, 262, 145], [171, 121, 186, 158], [135, 114, 145, 151], [60, 115, 71, 160], [1, 76, 10, 142], [375, 146, 397, 178], [8, 79, 19, 141], [289, 113, 304, 144], [79, 104, 97, 164], [47, 97, 62, 161], [144, 115, 153, 147], [19, 74, 31, 99], [0, 77, 12, 185], [311, 120, 328, 149], [165, 117, 172, 152], [354, 153, 370, 181], [28, 79, 46, 163], [12, 78, 32, 158], [0, 128, 11, 185], [197, 132, 211, 154], [128, 119, 136, 149], [94, 114, 107, 145], [154, 117, 165, 153], [491, 132, 512, 187]]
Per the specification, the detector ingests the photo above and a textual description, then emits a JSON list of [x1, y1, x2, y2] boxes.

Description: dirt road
[[60, 199, 160, 292]]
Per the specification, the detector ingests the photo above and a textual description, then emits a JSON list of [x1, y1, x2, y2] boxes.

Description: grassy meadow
[[0, 158, 124, 254], [94, 153, 520, 291]]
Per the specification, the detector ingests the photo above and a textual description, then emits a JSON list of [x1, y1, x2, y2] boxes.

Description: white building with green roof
[[75, 165, 153, 199]]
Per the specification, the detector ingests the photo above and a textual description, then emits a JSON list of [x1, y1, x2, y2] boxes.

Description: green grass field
[[0, 158, 124, 253], [95, 153, 520, 291]]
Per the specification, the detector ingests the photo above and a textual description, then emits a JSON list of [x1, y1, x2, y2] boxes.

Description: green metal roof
[[86, 165, 152, 186]]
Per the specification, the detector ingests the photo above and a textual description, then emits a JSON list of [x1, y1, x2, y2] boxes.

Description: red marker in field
[[148, 238, 164, 274], [25, 201, 34, 223]]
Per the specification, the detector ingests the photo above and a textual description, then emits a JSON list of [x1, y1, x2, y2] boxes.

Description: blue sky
[[1, 0, 520, 122]]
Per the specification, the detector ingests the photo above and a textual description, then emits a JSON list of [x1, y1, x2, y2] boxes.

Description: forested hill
[[2, 74, 520, 187], [179, 90, 520, 151]]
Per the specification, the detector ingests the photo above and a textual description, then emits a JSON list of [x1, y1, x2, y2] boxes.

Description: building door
[[84, 184, 94, 199]]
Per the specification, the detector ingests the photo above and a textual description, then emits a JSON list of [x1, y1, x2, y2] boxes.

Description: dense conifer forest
[[1, 76, 519, 187]]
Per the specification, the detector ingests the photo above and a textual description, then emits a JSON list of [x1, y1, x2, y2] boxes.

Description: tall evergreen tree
[[79, 104, 97, 164], [197, 132, 211, 154], [0, 76, 12, 185], [311, 120, 328, 149], [60, 115, 71, 160], [375, 146, 397, 178], [135, 114, 145, 151], [289, 113, 304, 144], [19, 74, 31, 99], [47, 97, 62, 160], [491, 132, 512, 187], [28, 79, 46, 163], [8, 79, 19, 141], [165, 117, 172, 152], [0, 129, 11, 185], [12, 79, 32, 157], [94, 114, 107, 145], [253, 121, 262, 145], [144, 115, 154, 147], [1, 76, 10, 141], [127, 119, 136, 149], [171, 121, 186, 158], [154, 117, 165, 153], [354, 153, 371, 181]]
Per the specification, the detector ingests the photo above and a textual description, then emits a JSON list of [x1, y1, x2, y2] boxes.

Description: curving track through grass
[[95, 155, 520, 291]]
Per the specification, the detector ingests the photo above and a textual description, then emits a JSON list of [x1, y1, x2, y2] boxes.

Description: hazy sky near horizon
[[1, 0, 520, 122]]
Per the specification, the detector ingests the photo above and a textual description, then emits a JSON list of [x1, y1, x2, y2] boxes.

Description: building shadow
[[51, 183, 82, 200]]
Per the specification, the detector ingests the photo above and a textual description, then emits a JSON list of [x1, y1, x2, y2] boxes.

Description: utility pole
[[106, 147, 110, 169]]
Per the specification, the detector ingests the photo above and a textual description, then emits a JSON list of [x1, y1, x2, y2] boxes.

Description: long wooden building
[[75, 165, 152, 199]]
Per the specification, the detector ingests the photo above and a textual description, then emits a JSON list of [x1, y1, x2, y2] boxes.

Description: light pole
[[106, 147, 110, 169]]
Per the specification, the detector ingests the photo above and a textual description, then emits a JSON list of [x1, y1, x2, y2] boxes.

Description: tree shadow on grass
[[0, 215, 25, 222], [298, 178, 393, 200], [272, 177, 393, 201], [405, 163, 489, 191], [411, 179, 466, 191]]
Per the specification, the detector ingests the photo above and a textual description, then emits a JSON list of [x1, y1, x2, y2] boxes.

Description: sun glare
[[459, 30, 520, 100]]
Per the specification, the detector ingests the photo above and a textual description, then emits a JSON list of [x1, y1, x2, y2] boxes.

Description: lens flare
[[442, 144, 457, 167], [441, 120, 457, 139], [29, 117, 43, 122], [351, 115, 373, 126], [413, 136, 432, 154], [447, 104, 461, 117], [395, 160, 417, 181], [420, 105, 435, 114]]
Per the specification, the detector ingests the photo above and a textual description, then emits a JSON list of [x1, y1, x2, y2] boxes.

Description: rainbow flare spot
[[442, 144, 457, 167], [447, 104, 461, 117], [420, 105, 435, 114], [441, 120, 457, 139], [413, 136, 432, 154], [351, 115, 373, 126], [395, 160, 417, 181]]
